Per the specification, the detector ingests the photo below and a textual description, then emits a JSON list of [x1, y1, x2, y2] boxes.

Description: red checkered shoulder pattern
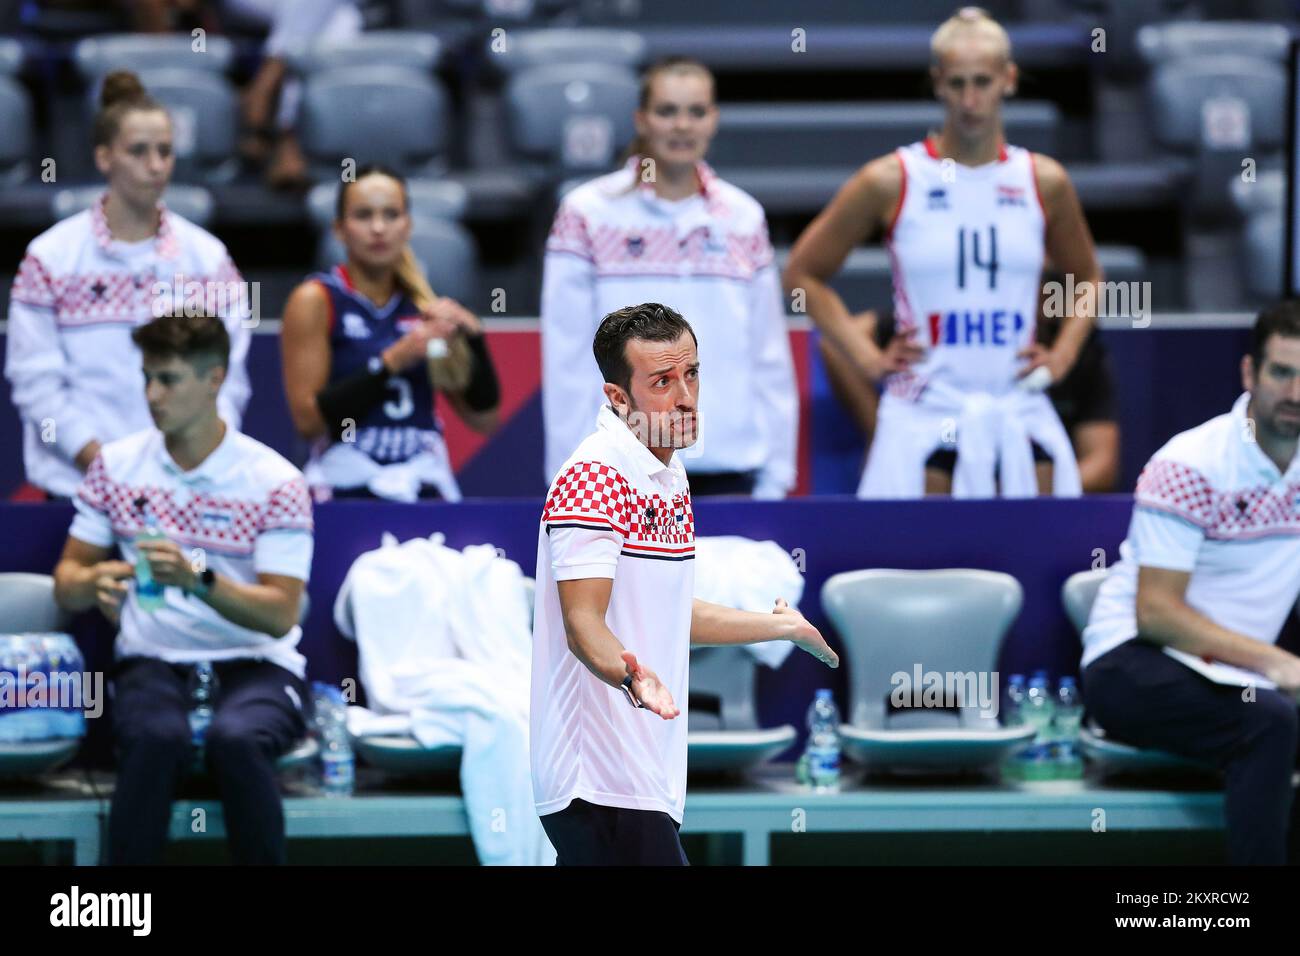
[[78, 459, 313, 556], [543, 461, 631, 535], [1137, 458, 1300, 539], [545, 204, 593, 261], [263, 478, 314, 534], [11, 254, 55, 308]]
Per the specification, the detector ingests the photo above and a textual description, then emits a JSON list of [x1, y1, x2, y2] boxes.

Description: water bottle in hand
[[133, 497, 166, 613]]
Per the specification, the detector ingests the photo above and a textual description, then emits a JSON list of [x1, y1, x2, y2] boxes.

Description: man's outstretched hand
[[622, 650, 680, 719], [773, 598, 840, 668]]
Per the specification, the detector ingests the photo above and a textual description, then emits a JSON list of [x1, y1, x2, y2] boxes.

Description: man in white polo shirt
[[52, 313, 313, 865], [531, 302, 838, 866], [1081, 301, 1300, 865]]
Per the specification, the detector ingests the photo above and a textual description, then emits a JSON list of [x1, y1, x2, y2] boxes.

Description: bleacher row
[[0, 4, 1295, 317]]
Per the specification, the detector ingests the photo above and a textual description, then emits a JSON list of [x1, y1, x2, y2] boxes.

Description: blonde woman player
[[785, 6, 1103, 498], [280, 164, 500, 502]]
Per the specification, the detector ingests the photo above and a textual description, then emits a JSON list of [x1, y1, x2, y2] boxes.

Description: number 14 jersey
[[884, 138, 1046, 400]]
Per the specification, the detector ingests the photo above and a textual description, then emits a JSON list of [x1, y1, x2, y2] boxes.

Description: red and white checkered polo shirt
[[1083, 392, 1300, 679], [531, 404, 695, 823], [69, 426, 314, 678]]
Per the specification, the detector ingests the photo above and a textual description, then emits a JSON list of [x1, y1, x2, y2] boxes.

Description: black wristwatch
[[619, 674, 644, 709], [190, 567, 216, 599]]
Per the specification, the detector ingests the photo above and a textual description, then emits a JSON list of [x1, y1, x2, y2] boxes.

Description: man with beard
[[529, 302, 838, 865], [1082, 301, 1300, 864]]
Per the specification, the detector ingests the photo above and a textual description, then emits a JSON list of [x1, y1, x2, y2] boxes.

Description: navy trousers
[[108, 656, 307, 865], [540, 798, 689, 866], [1084, 639, 1300, 865]]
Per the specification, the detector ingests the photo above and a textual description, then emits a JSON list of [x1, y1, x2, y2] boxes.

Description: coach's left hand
[[774, 598, 839, 668]]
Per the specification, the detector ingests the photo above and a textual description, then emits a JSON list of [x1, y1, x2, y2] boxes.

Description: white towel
[[693, 536, 802, 668], [858, 379, 1082, 499], [334, 533, 554, 866], [307, 441, 462, 503]]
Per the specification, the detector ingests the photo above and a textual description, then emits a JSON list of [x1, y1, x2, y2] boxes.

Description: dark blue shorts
[[540, 798, 689, 866]]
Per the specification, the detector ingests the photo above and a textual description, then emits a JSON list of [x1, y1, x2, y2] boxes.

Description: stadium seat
[[300, 66, 451, 180], [708, 101, 1062, 172], [0, 36, 22, 75], [687, 644, 797, 774], [1059, 569, 1217, 776], [485, 28, 647, 75], [1230, 169, 1284, 303], [0, 573, 70, 633], [504, 62, 638, 179], [582, 0, 1017, 25], [52, 184, 215, 228], [281, 30, 442, 76], [0, 71, 32, 185], [316, 213, 480, 306], [821, 569, 1034, 776], [1145, 54, 1287, 221], [307, 178, 470, 226], [1060, 0, 1195, 78], [413, 0, 576, 20], [1137, 20, 1291, 66], [73, 34, 236, 77]]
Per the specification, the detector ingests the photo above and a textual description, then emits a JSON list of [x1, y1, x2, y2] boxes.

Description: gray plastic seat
[[73, 34, 235, 78], [431, 0, 575, 19], [1146, 55, 1286, 220], [0, 574, 71, 632], [300, 66, 450, 179], [307, 178, 469, 227], [282, 30, 442, 76], [77, 67, 239, 184], [0, 37, 24, 75], [52, 184, 214, 228], [1231, 170, 1284, 303], [505, 62, 638, 175], [709, 101, 1061, 171], [487, 28, 646, 75], [687, 644, 797, 774], [0, 71, 32, 185], [821, 569, 1033, 775], [1137, 21, 1291, 66], [317, 214, 480, 306], [1060, 568, 1215, 776]]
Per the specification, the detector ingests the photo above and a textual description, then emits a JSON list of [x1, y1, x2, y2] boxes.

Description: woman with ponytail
[[280, 164, 501, 501], [5, 70, 252, 499]]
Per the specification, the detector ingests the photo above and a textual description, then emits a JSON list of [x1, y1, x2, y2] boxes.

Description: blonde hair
[[930, 6, 1012, 66]]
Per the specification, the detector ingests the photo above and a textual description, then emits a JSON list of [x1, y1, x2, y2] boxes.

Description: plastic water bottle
[[803, 689, 841, 792], [1004, 674, 1026, 726], [1054, 676, 1084, 779], [133, 498, 167, 612], [1018, 674, 1057, 781], [315, 684, 355, 797], [187, 661, 216, 754]]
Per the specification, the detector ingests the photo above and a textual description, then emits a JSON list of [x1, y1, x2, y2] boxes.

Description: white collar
[[596, 404, 677, 479]]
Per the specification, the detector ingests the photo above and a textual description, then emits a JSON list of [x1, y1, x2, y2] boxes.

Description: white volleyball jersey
[[884, 139, 1046, 399]]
